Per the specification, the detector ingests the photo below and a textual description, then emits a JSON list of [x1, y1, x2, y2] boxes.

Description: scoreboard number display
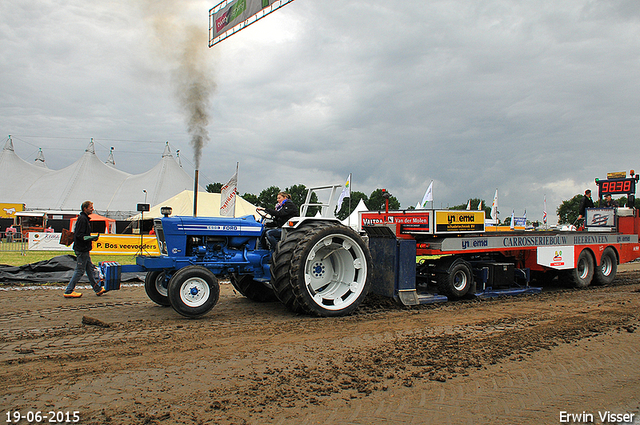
[[596, 177, 637, 196]]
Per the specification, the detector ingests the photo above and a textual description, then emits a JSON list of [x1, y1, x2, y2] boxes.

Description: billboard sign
[[0, 203, 24, 219], [435, 211, 485, 234], [209, 0, 296, 47]]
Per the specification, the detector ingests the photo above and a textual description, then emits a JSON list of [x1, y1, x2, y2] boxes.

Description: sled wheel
[[286, 223, 372, 317], [168, 266, 219, 318], [593, 248, 617, 286], [230, 273, 278, 302], [567, 249, 594, 288], [436, 259, 473, 299], [144, 270, 170, 306]]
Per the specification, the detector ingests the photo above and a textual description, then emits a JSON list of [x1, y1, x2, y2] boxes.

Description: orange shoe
[[95, 288, 107, 296], [64, 291, 82, 298]]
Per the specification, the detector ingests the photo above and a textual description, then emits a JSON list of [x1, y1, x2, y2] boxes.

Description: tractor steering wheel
[[256, 208, 273, 224]]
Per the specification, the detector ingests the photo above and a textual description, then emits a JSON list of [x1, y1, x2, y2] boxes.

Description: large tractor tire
[[565, 249, 595, 288], [144, 271, 170, 306], [230, 273, 278, 302], [271, 222, 372, 317], [167, 266, 220, 318], [593, 247, 617, 286], [435, 258, 473, 299]]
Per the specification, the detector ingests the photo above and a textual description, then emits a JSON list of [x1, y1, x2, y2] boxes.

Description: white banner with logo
[[28, 232, 70, 251]]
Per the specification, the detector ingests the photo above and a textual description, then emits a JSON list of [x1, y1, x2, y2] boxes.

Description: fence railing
[[0, 231, 27, 254]]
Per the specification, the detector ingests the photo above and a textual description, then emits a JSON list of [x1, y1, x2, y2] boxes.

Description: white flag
[[478, 200, 483, 211], [220, 164, 238, 217], [543, 196, 547, 224], [337, 174, 351, 211], [490, 189, 499, 220], [466, 200, 471, 210], [510, 209, 515, 230], [421, 181, 433, 208]]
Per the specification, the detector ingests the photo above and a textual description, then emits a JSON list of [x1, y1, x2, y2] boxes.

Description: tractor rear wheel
[[144, 271, 170, 306], [167, 266, 220, 318], [230, 273, 278, 302], [272, 222, 372, 317]]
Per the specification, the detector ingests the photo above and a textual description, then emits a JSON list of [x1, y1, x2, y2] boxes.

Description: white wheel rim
[[453, 270, 468, 291], [601, 256, 613, 276], [155, 273, 167, 297], [578, 258, 589, 279], [303, 233, 367, 311], [179, 277, 210, 308]]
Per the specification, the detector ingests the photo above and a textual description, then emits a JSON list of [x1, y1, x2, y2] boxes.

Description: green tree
[[367, 189, 401, 211], [557, 194, 583, 225], [285, 184, 320, 217], [257, 186, 280, 209], [206, 182, 223, 193], [241, 192, 259, 206], [335, 191, 368, 221]]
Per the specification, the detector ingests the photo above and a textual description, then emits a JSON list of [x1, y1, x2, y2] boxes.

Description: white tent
[[341, 198, 368, 232], [0, 139, 202, 220], [0, 138, 52, 203], [128, 190, 260, 221], [106, 143, 202, 217], [19, 140, 131, 213]]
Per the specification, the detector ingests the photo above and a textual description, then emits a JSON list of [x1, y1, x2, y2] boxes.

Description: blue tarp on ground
[[0, 255, 143, 283]]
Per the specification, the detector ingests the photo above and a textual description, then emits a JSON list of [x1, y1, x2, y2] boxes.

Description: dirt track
[[1, 268, 640, 425]]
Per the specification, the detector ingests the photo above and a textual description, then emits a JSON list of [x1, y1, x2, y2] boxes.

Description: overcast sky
[[2, 0, 639, 223]]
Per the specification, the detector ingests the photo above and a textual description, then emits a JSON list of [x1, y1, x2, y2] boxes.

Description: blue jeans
[[266, 228, 282, 250], [65, 251, 101, 294]]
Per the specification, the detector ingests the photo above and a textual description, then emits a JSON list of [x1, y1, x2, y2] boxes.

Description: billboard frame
[[209, 0, 297, 47]]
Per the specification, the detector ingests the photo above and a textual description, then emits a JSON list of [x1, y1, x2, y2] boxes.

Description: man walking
[[64, 201, 105, 298]]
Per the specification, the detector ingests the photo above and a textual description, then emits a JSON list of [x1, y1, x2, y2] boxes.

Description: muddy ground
[[1, 266, 639, 425]]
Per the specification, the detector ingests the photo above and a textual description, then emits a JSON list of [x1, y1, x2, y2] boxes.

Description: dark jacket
[[265, 199, 299, 227], [73, 211, 93, 252], [578, 195, 594, 217]]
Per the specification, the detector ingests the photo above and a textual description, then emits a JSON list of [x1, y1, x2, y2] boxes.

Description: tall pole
[[193, 169, 199, 217]]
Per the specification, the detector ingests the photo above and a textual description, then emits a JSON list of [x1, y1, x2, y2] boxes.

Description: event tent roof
[[0, 139, 52, 202], [1, 138, 202, 220], [19, 140, 131, 213]]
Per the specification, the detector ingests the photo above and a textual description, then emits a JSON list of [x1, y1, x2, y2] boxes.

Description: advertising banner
[[536, 246, 575, 270], [92, 235, 161, 255], [28, 232, 70, 251], [28, 233, 161, 255], [435, 211, 485, 233], [585, 208, 616, 230], [211, 0, 273, 38], [360, 211, 432, 237], [0, 203, 24, 219]]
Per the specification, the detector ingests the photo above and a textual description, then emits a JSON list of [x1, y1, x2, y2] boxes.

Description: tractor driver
[[257, 192, 299, 249]]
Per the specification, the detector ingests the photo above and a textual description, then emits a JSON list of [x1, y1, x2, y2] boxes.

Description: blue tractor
[[105, 206, 373, 318]]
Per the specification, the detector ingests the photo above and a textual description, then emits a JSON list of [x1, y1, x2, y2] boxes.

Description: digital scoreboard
[[595, 172, 638, 205]]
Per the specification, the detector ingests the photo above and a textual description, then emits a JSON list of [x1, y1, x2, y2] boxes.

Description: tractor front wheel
[[167, 266, 219, 318]]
